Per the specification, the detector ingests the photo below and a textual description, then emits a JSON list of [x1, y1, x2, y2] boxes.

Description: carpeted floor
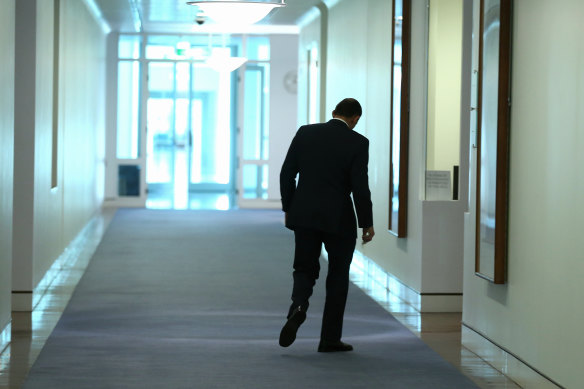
[[23, 209, 477, 388]]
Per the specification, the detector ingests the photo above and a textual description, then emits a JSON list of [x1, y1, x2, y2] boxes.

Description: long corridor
[[1, 209, 519, 388]]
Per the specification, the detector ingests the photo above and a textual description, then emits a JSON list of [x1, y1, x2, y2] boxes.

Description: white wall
[[32, 0, 63, 290], [462, 1, 584, 387], [0, 0, 15, 334], [426, 0, 463, 173], [303, 0, 468, 311], [419, 0, 469, 310], [298, 13, 321, 126], [13, 0, 40, 295], [326, 1, 368, 115], [60, 0, 106, 244], [12, 0, 106, 309], [320, 0, 426, 292], [267, 34, 299, 201]]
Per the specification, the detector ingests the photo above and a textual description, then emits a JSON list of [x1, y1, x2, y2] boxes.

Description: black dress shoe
[[279, 306, 306, 347], [317, 340, 353, 352]]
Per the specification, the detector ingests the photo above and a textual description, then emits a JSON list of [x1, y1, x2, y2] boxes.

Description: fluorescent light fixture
[[186, 1, 286, 26]]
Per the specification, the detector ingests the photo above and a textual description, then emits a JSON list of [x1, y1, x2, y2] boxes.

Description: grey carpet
[[23, 209, 477, 388]]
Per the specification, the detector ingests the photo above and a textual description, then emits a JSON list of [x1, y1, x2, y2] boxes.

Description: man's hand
[[362, 226, 375, 243]]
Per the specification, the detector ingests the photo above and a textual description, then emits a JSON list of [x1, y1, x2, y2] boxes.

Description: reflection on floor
[[145, 142, 234, 211], [146, 191, 236, 210], [349, 255, 521, 389], [0, 208, 117, 389], [0, 208, 521, 389]]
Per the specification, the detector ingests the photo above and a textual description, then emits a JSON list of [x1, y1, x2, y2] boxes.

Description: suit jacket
[[280, 119, 373, 238]]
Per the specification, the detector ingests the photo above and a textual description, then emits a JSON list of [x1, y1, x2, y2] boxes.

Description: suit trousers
[[289, 227, 356, 342]]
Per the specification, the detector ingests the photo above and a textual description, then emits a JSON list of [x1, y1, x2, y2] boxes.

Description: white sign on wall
[[426, 170, 452, 200]]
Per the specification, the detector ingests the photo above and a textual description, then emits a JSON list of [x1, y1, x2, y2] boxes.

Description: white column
[[0, 0, 16, 341], [12, 0, 38, 310]]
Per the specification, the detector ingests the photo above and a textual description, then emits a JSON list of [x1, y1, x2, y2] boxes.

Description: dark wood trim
[[475, 0, 512, 284], [398, 0, 411, 238], [475, 0, 485, 277], [388, 0, 410, 238], [493, 0, 512, 284], [389, 0, 397, 233]]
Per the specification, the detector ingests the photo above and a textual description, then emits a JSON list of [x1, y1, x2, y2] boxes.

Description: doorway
[[145, 60, 236, 210]]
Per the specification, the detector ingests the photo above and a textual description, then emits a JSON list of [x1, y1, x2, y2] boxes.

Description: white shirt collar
[[331, 117, 349, 127]]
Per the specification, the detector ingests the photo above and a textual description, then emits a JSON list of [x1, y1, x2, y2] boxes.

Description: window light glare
[[206, 48, 247, 72]]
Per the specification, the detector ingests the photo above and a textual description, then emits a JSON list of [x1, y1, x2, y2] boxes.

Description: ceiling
[[92, 0, 323, 34]]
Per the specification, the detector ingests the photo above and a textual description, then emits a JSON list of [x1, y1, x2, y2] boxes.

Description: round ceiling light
[[186, 1, 286, 26]]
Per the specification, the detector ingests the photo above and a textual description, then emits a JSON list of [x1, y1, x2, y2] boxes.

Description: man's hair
[[333, 98, 362, 118]]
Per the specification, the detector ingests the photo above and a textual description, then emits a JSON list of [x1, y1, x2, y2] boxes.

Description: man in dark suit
[[279, 98, 374, 352]]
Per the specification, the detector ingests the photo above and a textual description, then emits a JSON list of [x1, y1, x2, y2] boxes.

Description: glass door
[[190, 63, 234, 193], [146, 60, 235, 209], [237, 63, 270, 207]]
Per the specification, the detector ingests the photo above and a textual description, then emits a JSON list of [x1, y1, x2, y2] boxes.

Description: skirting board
[[12, 238, 81, 311], [12, 209, 111, 312], [103, 198, 144, 208], [11, 292, 33, 312], [324, 249, 463, 313], [462, 324, 563, 389], [237, 199, 282, 209]]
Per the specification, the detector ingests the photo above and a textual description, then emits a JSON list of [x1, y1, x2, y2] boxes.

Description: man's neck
[[332, 117, 349, 127]]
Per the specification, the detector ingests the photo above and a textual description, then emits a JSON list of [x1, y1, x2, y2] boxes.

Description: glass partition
[[114, 33, 271, 208], [116, 61, 141, 159], [242, 165, 268, 199], [190, 61, 233, 187], [243, 64, 269, 160], [118, 35, 141, 59], [239, 58, 270, 204], [145, 59, 235, 203], [145, 35, 241, 61], [308, 45, 319, 124], [246, 36, 270, 60]]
